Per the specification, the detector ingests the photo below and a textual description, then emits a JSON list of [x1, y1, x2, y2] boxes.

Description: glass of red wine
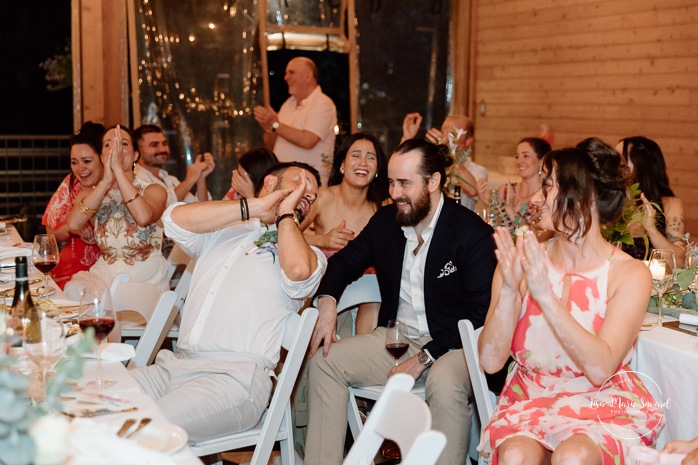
[[385, 319, 409, 366], [32, 234, 59, 302], [78, 289, 117, 389]]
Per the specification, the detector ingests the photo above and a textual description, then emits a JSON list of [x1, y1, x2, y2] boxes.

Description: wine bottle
[[9, 256, 36, 343]]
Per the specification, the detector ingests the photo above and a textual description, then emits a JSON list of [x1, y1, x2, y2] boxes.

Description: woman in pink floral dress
[[478, 140, 664, 465], [64, 125, 168, 300], [42, 122, 104, 289]]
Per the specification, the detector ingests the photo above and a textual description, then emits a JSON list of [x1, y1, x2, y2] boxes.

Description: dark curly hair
[[236, 148, 278, 196], [328, 133, 389, 209], [393, 138, 453, 188], [540, 140, 630, 241], [618, 136, 674, 204]]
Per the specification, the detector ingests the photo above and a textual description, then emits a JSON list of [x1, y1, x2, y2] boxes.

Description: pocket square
[[437, 261, 457, 278]]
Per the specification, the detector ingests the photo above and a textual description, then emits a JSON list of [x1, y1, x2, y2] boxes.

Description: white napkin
[[678, 313, 698, 327], [70, 337, 136, 361], [69, 418, 177, 465], [0, 245, 31, 261]]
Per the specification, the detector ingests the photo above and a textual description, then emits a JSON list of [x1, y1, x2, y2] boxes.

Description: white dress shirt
[[163, 203, 327, 365], [135, 165, 198, 206], [396, 194, 445, 339]]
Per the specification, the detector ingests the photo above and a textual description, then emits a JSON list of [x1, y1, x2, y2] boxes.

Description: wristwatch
[[276, 212, 298, 228], [417, 350, 434, 368], [271, 121, 280, 132]]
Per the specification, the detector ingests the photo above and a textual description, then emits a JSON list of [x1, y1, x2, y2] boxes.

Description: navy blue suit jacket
[[315, 196, 497, 359]]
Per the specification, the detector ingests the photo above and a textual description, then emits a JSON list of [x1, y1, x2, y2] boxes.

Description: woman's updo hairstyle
[[70, 121, 105, 154], [540, 139, 629, 241], [393, 138, 452, 188]]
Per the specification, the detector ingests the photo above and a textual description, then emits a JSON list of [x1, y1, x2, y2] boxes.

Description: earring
[[375, 173, 378, 178], [340, 167, 345, 174]]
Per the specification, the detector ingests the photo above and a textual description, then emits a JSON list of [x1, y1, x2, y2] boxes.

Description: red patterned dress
[[41, 174, 100, 289], [480, 248, 664, 465]]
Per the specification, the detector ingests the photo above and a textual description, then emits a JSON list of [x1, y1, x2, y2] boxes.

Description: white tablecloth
[[633, 314, 698, 448], [65, 360, 203, 465]]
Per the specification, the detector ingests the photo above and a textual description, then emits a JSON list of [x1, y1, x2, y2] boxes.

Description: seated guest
[[304, 139, 497, 465], [223, 147, 279, 200], [134, 124, 215, 206], [616, 136, 686, 266], [478, 143, 664, 465], [481, 137, 552, 230], [65, 125, 169, 300], [300, 133, 389, 334], [402, 112, 487, 210], [42, 122, 104, 289], [131, 162, 326, 442], [665, 438, 698, 465]]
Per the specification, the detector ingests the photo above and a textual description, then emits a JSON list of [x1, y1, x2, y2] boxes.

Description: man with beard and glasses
[[134, 124, 215, 206], [131, 162, 327, 443], [304, 139, 497, 465]]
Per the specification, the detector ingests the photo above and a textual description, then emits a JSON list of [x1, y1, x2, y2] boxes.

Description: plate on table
[[0, 284, 56, 299], [46, 299, 84, 319], [109, 420, 188, 454]]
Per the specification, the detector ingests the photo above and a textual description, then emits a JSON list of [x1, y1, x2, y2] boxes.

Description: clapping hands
[[494, 227, 551, 304]]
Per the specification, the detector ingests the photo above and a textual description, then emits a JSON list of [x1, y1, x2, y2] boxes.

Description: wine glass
[[78, 289, 117, 389], [647, 249, 676, 327], [24, 310, 66, 402], [385, 319, 409, 366], [32, 234, 59, 301]]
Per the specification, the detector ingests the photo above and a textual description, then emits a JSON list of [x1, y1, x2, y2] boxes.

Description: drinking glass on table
[[78, 289, 117, 388], [385, 319, 409, 366], [647, 249, 676, 328], [32, 234, 59, 301], [24, 310, 66, 402]]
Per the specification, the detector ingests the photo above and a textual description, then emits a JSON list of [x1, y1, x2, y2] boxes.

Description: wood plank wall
[[470, 0, 698, 235]]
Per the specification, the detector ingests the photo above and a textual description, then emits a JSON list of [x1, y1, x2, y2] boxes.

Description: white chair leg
[[347, 389, 364, 439]]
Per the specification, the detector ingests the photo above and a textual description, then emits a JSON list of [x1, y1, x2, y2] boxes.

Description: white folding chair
[[335, 274, 381, 337], [189, 307, 319, 465], [108, 274, 177, 368], [165, 243, 191, 289], [458, 319, 498, 465], [343, 374, 447, 465]]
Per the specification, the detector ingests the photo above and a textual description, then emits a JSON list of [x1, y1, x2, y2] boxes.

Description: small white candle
[[649, 261, 666, 280]]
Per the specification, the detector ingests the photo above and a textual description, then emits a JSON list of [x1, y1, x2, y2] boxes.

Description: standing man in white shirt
[[402, 113, 489, 211], [134, 124, 215, 206], [131, 161, 327, 443], [253, 57, 337, 186]]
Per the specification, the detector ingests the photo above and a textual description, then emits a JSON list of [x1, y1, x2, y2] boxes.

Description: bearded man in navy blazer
[[304, 138, 497, 465]]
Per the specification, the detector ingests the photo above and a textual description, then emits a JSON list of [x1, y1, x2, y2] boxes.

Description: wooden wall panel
[[471, 0, 698, 235]]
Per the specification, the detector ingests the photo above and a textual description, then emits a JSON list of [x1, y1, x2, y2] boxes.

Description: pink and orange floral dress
[[480, 249, 664, 465], [64, 178, 168, 300], [41, 174, 100, 289]]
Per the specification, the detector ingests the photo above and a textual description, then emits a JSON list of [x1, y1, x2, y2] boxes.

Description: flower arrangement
[[246, 228, 278, 263], [601, 182, 662, 260], [0, 316, 94, 465], [654, 234, 698, 311], [443, 128, 473, 194]]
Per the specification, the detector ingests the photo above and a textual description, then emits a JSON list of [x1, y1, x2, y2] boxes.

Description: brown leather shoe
[[380, 440, 401, 460]]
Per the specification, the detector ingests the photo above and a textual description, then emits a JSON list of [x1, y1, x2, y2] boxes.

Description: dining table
[[632, 311, 698, 449], [61, 359, 204, 465]]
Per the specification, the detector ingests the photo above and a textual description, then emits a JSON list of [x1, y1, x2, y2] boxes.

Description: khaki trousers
[[305, 328, 472, 465]]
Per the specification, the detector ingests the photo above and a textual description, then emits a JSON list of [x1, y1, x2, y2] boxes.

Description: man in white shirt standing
[[134, 124, 215, 206], [402, 113, 489, 211], [131, 161, 327, 442], [253, 57, 337, 186]]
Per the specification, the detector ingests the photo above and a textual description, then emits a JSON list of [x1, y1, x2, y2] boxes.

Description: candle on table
[[649, 261, 666, 280]]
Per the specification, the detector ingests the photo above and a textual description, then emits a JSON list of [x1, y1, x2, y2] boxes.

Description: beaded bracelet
[[78, 198, 98, 216]]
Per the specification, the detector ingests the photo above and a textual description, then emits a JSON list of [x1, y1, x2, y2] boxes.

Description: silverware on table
[[117, 418, 138, 437], [126, 418, 152, 438]]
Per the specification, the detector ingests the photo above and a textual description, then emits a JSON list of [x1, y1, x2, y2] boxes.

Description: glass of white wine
[[24, 310, 66, 401]]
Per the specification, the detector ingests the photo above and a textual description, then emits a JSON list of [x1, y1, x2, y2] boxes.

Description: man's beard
[[294, 205, 307, 223], [395, 185, 431, 227]]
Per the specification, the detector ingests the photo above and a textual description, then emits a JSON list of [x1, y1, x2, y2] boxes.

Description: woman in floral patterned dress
[[478, 142, 664, 465], [64, 125, 168, 300], [42, 122, 104, 289]]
